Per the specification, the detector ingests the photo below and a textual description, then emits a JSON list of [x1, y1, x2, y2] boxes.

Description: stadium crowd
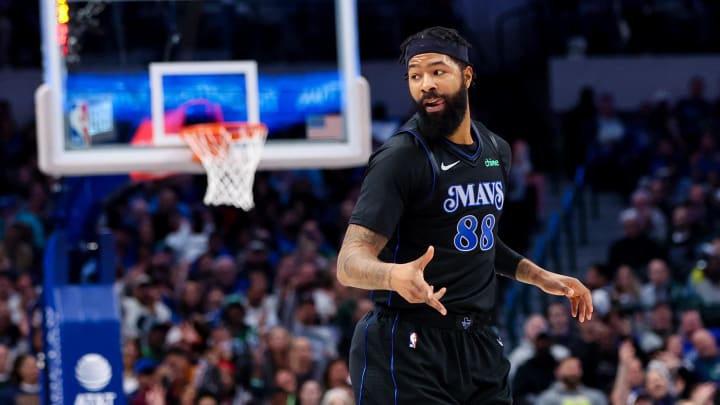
[[0, 72, 719, 404], [0, 0, 720, 402]]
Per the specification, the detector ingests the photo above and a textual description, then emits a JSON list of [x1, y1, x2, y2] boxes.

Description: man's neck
[[445, 110, 472, 145]]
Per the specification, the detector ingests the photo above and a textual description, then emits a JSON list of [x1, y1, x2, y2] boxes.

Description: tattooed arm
[[337, 224, 447, 314], [336, 224, 392, 290]]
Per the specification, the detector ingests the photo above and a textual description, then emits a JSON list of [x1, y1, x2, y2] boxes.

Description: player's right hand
[[390, 246, 447, 315]]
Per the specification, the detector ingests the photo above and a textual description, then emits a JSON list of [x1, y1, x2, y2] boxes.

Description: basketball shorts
[[349, 306, 512, 405]]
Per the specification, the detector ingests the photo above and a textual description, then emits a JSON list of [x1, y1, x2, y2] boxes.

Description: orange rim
[[179, 122, 267, 162]]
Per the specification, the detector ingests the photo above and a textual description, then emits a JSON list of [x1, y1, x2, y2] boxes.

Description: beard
[[561, 376, 582, 390], [415, 83, 468, 142]]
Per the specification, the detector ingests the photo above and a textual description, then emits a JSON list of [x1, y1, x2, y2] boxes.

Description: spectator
[[678, 382, 717, 405], [0, 272, 20, 323], [288, 336, 324, 388], [174, 280, 205, 321], [10, 354, 40, 402], [212, 255, 245, 296], [158, 347, 195, 403], [203, 285, 226, 327], [128, 358, 158, 404], [689, 241, 720, 306], [270, 368, 297, 405], [607, 208, 665, 274], [583, 263, 611, 291], [690, 329, 720, 383], [508, 314, 570, 382], [639, 258, 686, 310], [322, 358, 350, 391], [320, 387, 354, 405], [0, 302, 22, 350], [685, 183, 712, 235], [0, 343, 13, 401], [536, 357, 607, 405], [512, 330, 558, 405], [690, 131, 720, 184], [639, 361, 676, 405], [677, 309, 720, 357], [667, 205, 704, 281], [546, 302, 582, 351], [0, 222, 35, 274], [298, 379, 322, 405], [578, 319, 620, 392], [123, 339, 142, 396], [258, 326, 292, 396], [640, 303, 676, 345], [610, 264, 643, 313], [122, 274, 172, 340], [194, 390, 220, 405], [151, 187, 186, 243], [630, 188, 668, 245], [611, 340, 645, 405], [676, 76, 712, 151], [243, 269, 280, 334], [165, 208, 211, 264], [589, 92, 629, 192]]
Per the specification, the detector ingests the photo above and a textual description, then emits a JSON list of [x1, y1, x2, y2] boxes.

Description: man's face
[[407, 53, 470, 141], [548, 303, 569, 331], [556, 358, 583, 389]]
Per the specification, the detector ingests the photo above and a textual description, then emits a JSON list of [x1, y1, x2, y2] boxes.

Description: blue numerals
[[453, 214, 495, 252]]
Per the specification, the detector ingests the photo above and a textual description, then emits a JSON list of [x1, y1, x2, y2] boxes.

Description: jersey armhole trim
[[393, 130, 438, 204], [472, 122, 509, 187]]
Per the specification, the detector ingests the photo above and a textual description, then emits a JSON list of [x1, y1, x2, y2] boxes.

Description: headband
[[404, 37, 470, 66]]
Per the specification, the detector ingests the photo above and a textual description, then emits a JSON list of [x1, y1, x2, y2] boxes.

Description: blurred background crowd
[[1, 0, 720, 404]]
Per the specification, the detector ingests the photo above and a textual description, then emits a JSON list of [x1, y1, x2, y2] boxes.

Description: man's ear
[[464, 65, 473, 88]]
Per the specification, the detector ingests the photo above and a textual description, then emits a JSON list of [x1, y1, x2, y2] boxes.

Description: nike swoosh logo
[[440, 161, 460, 171]]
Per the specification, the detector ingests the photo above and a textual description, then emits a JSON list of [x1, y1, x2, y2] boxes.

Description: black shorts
[[349, 306, 512, 405]]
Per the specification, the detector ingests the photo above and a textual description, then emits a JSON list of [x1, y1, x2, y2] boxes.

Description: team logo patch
[[409, 332, 418, 349]]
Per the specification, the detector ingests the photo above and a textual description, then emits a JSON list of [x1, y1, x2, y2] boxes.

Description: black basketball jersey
[[349, 114, 522, 313]]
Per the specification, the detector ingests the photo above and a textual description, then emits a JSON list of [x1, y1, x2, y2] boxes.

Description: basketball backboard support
[[36, 0, 371, 175]]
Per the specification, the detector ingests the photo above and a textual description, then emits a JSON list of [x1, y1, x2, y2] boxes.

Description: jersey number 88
[[453, 214, 495, 252]]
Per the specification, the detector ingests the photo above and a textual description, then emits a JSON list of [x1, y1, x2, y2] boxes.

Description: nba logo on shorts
[[409, 332, 417, 349]]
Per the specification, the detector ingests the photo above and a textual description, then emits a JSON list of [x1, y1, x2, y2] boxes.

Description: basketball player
[[336, 27, 594, 404]]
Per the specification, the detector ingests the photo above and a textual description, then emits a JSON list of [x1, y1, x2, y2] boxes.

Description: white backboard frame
[[36, 0, 372, 175], [150, 61, 261, 147]]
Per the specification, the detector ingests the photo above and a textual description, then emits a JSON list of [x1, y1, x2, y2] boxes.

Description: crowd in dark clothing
[[0, 91, 370, 403], [1, 69, 720, 404], [507, 77, 720, 405]]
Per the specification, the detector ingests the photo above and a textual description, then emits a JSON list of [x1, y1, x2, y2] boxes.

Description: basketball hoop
[[180, 122, 267, 210]]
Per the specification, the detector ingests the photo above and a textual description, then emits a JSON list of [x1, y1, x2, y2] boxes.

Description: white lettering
[[45, 307, 64, 405], [444, 182, 504, 213], [296, 82, 340, 108], [74, 392, 116, 405]]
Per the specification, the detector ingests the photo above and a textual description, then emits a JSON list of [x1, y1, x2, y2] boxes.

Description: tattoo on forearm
[[338, 225, 391, 290], [515, 259, 540, 285]]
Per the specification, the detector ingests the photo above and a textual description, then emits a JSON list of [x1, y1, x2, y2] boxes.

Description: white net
[[181, 123, 267, 210]]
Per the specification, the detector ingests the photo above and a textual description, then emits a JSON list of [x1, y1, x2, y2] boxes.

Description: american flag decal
[[307, 114, 344, 140]]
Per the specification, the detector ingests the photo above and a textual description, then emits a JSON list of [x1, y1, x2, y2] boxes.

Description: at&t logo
[[74, 354, 116, 405]]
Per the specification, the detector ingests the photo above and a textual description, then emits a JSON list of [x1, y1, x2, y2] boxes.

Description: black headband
[[404, 37, 470, 66]]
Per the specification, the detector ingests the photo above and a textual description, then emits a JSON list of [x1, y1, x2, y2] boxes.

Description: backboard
[[37, 0, 371, 175]]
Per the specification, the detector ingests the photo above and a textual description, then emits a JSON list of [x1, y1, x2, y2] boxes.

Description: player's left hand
[[537, 274, 593, 322]]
